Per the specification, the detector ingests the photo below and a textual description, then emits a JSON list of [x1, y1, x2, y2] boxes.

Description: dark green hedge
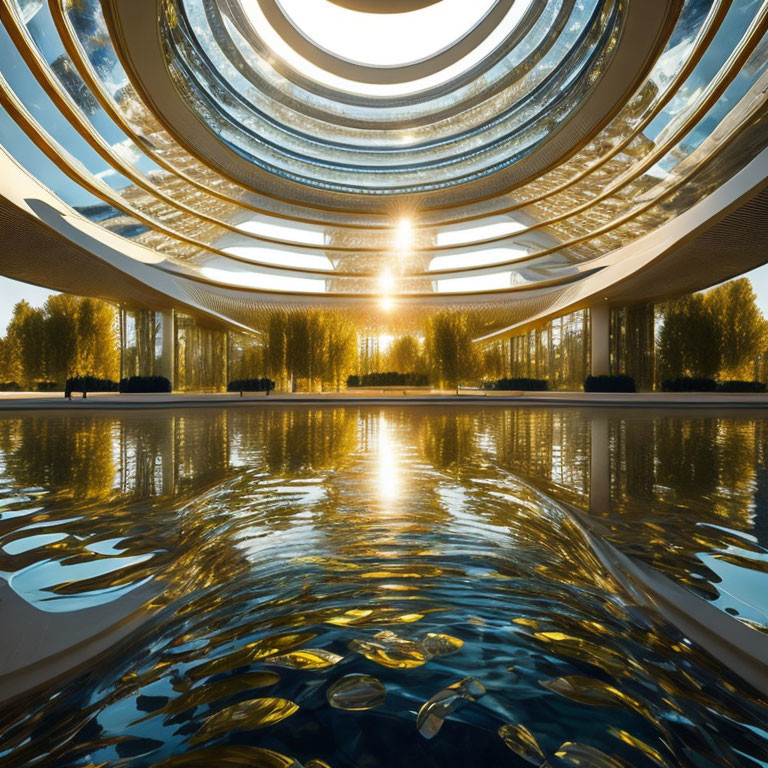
[[119, 376, 172, 393], [584, 374, 636, 393], [716, 380, 767, 393], [35, 381, 58, 392], [483, 378, 548, 391], [661, 377, 717, 392], [347, 372, 430, 387], [0, 382, 21, 391], [228, 378, 275, 392], [66, 376, 119, 397]]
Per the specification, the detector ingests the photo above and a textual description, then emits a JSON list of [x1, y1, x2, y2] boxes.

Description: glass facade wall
[[174, 314, 228, 393], [502, 304, 659, 390], [507, 309, 590, 389], [119, 309, 173, 381], [610, 304, 658, 391], [120, 309, 247, 392]]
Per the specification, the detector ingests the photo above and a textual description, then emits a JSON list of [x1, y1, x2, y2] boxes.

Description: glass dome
[[0, 0, 765, 328]]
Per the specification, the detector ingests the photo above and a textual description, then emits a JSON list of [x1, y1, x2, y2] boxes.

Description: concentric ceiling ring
[[254, 0, 516, 84], [2, 0, 768, 322], [116, 0, 678, 200]]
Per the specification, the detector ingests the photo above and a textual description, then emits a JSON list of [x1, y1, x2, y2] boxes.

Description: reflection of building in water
[[1, 409, 768, 591], [119, 412, 230, 497], [0, 413, 231, 501], [751, 420, 768, 550], [480, 409, 591, 507]]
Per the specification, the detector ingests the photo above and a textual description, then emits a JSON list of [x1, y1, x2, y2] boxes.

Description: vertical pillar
[[590, 303, 610, 377], [119, 308, 125, 382], [157, 310, 175, 389]]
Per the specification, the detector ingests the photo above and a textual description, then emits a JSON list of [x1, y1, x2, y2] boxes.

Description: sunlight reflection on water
[[0, 407, 767, 767]]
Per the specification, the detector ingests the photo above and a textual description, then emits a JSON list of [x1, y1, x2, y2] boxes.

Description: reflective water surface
[[1, 406, 768, 767]]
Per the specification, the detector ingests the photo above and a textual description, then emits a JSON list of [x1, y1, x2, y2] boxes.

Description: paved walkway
[[2, 390, 768, 410]]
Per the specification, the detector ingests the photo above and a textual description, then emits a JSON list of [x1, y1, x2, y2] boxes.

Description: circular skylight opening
[[327, 0, 442, 11], [276, 0, 496, 68], [240, 0, 532, 96]]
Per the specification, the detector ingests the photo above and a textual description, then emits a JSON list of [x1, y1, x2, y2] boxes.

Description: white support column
[[157, 310, 175, 388], [590, 303, 610, 377]]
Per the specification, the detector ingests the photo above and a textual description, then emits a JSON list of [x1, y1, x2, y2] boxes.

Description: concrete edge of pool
[[2, 391, 768, 411], [0, 580, 164, 706]]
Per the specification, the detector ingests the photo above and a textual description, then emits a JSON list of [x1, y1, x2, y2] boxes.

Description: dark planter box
[[483, 378, 548, 391], [584, 375, 636, 393], [661, 377, 717, 392], [119, 376, 172, 393]]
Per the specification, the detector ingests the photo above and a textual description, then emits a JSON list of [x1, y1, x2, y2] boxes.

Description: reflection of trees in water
[[653, 418, 720, 500], [610, 416, 766, 599], [0, 416, 117, 499], [170, 412, 229, 494], [614, 417, 757, 528], [418, 412, 476, 471], [2, 408, 768, 612], [0, 413, 233, 502], [249, 408, 359, 475], [613, 418, 656, 501]]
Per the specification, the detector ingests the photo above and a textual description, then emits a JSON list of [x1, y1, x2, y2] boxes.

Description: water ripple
[[0, 408, 766, 767]]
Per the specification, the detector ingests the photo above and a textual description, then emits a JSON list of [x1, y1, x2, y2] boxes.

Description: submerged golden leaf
[[417, 677, 486, 739], [263, 649, 344, 670], [324, 609, 374, 626], [191, 698, 298, 744], [349, 633, 429, 669], [392, 613, 424, 623], [540, 676, 643, 714], [327, 674, 387, 710], [186, 632, 315, 681], [531, 633, 628, 678], [498, 724, 547, 765], [608, 729, 669, 767], [556, 742, 632, 767], [162, 672, 281, 716], [150, 745, 300, 767], [422, 633, 464, 656]]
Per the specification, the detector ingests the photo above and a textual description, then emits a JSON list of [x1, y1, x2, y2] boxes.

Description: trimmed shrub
[[348, 372, 430, 387], [119, 376, 172, 393], [661, 377, 717, 392], [35, 381, 58, 392], [228, 378, 275, 393], [716, 380, 767, 393], [483, 378, 548, 391], [0, 382, 21, 391], [65, 376, 118, 397], [584, 374, 636, 393]]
